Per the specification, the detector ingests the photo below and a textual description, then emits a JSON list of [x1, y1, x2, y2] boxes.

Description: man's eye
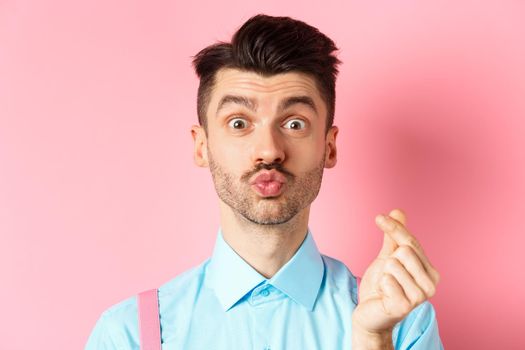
[[283, 119, 306, 130], [228, 118, 248, 129]]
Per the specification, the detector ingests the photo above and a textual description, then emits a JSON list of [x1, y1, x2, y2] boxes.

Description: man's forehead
[[212, 68, 321, 97]]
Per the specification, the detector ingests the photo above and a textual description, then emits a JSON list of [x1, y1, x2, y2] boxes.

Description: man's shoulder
[[98, 258, 210, 320], [86, 260, 211, 349], [319, 254, 359, 304], [157, 258, 210, 296], [321, 253, 359, 282]]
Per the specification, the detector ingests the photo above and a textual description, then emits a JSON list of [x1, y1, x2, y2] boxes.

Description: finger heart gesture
[[352, 209, 440, 337]]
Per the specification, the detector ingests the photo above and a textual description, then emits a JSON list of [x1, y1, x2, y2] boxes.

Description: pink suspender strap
[[137, 288, 161, 350]]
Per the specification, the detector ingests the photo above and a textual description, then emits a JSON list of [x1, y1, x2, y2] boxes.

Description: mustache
[[241, 162, 295, 182]]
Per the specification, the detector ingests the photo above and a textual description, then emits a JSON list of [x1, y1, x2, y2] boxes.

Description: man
[[86, 14, 443, 350]]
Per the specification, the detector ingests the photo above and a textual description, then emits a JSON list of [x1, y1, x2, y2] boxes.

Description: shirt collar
[[206, 227, 325, 312]]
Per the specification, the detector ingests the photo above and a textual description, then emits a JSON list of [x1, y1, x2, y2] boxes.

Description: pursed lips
[[249, 169, 288, 185]]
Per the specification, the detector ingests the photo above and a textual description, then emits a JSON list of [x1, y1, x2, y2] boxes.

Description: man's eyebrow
[[215, 94, 318, 116], [216, 95, 257, 115], [278, 95, 318, 115]]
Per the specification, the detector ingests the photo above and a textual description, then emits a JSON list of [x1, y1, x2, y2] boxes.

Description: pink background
[[1, 1, 524, 349]]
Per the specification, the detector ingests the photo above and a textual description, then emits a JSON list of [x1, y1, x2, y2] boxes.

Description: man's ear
[[324, 125, 338, 169], [191, 125, 209, 167]]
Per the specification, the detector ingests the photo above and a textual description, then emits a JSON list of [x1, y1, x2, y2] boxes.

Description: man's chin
[[242, 215, 294, 225], [240, 207, 297, 225]]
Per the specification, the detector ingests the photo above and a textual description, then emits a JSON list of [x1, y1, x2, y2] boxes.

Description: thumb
[[377, 216, 396, 257], [377, 209, 407, 257], [379, 232, 397, 257]]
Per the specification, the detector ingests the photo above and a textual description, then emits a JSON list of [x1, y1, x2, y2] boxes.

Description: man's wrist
[[352, 321, 394, 350]]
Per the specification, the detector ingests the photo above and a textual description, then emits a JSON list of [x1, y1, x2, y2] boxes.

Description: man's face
[[192, 68, 338, 225]]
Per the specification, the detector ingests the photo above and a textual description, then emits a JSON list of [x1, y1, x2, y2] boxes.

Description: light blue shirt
[[85, 228, 444, 349]]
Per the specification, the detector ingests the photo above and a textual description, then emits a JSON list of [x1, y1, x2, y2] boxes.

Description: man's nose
[[251, 125, 286, 165]]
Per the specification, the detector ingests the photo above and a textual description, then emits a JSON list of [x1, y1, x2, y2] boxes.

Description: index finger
[[376, 214, 440, 284]]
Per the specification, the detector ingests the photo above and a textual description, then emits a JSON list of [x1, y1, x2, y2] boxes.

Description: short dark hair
[[192, 14, 341, 133]]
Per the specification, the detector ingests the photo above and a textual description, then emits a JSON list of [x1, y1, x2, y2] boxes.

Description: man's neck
[[219, 202, 311, 279]]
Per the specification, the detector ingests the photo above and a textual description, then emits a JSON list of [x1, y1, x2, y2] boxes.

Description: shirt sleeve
[[394, 301, 444, 350], [84, 311, 124, 350]]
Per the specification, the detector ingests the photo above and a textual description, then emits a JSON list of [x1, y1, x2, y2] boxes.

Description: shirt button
[[264, 347, 271, 350], [260, 288, 270, 297]]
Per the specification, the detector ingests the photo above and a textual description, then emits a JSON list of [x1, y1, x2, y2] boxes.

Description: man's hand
[[352, 209, 440, 350]]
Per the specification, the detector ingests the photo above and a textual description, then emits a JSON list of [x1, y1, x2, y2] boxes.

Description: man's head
[[192, 14, 341, 134], [190, 14, 341, 226]]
